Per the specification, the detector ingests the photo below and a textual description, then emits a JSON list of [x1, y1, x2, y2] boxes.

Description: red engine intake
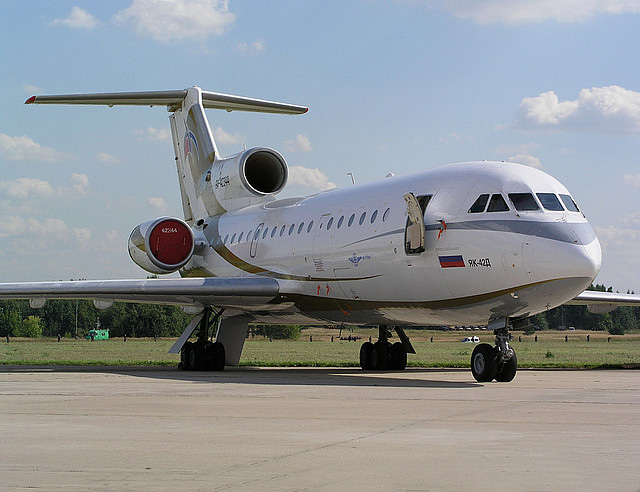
[[128, 217, 195, 274]]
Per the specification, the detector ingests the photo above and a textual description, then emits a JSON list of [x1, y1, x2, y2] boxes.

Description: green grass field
[[2, 329, 639, 369]]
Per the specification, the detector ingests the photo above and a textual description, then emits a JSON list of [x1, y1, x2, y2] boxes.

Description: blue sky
[[1, 0, 639, 292]]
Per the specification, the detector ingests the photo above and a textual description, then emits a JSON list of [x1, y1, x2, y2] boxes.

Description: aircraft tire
[[181, 341, 194, 371], [210, 341, 225, 371], [495, 349, 517, 382], [471, 343, 498, 382], [371, 341, 388, 370], [390, 342, 407, 370], [359, 341, 374, 370]]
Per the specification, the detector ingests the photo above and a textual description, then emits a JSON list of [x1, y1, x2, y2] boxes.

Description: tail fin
[[26, 87, 307, 222]]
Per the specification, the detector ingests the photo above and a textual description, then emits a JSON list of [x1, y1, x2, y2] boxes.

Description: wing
[[0, 277, 279, 310], [567, 290, 640, 314]]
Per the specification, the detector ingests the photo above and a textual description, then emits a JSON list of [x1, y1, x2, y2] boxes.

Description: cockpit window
[[537, 193, 564, 211], [469, 194, 489, 213], [559, 194, 580, 212], [487, 194, 509, 212], [509, 193, 540, 211]]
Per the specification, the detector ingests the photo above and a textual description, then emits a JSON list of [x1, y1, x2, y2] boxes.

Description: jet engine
[[211, 147, 288, 211], [128, 217, 194, 274]]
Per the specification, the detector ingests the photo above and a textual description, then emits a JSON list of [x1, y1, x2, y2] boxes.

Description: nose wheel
[[470, 319, 518, 383]]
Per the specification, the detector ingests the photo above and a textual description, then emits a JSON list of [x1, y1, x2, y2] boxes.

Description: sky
[[1, 0, 639, 292]]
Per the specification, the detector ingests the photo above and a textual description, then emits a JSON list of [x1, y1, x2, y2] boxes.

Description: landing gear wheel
[[471, 343, 498, 382], [189, 342, 206, 371], [359, 341, 374, 370], [371, 341, 389, 370], [181, 341, 194, 371], [495, 349, 517, 382], [206, 341, 225, 371], [389, 342, 407, 370]]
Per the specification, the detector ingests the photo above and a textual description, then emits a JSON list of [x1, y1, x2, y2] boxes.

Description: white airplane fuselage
[[182, 161, 602, 327]]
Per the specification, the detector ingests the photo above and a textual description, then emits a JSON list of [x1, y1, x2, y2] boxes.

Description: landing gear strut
[[471, 318, 517, 382], [180, 307, 226, 371], [359, 325, 413, 371]]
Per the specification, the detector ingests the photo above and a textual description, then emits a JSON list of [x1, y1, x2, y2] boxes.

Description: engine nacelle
[[212, 147, 288, 211], [128, 217, 194, 274]]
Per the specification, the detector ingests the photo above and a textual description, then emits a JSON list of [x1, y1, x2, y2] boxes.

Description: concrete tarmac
[[0, 367, 638, 492]]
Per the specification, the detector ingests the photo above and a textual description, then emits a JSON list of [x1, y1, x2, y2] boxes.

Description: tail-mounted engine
[[211, 147, 288, 211], [128, 217, 194, 274]]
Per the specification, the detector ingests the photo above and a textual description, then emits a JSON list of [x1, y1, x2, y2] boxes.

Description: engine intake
[[128, 217, 194, 274]]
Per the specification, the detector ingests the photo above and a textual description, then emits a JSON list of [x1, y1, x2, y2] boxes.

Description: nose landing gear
[[471, 318, 518, 383]]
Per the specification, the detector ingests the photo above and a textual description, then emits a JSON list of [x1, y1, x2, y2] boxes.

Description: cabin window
[[370, 210, 378, 224], [280, 225, 286, 237], [537, 193, 564, 211], [469, 194, 489, 213], [327, 217, 334, 230], [263, 228, 269, 239], [509, 193, 539, 211], [224, 234, 229, 244], [487, 194, 509, 212], [560, 194, 580, 212], [348, 214, 355, 227], [289, 224, 295, 235], [230, 233, 237, 244], [383, 208, 390, 222], [307, 221, 314, 233], [359, 212, 366, 225], [337, 215, 345, 228], [271, 227, 277, 238], [238, 232, 244, 242], [298, 222, 305, 234]]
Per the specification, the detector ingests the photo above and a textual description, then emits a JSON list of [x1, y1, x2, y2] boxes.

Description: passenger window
[[337, 216, 344, 228], [383, 208, 390, 222], [469, 194, 489, 213], [327, 217, 334, 230], [262, 228, 269, 239], [509, 193, 539, 211], [298, 222, 304, 234], [370, 210, 378, 224], [359, 212, 366, 225], [289, 224, 295, 235], [348, 214, 355, 227], [231, 233, 236, 244], [224, 234, 229, 244], [537, 193, 564, 211], [238, 232, 244, 242], [559, 194, 580, 212], [307, 221, 314, 233], [280, 225, 286, 237], [271, 227, 277, 238], [487, 194, 509, 212]]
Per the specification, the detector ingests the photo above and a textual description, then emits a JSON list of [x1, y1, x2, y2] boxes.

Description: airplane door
[[403, 193, 431, 254], [250, 223, 264, 258]]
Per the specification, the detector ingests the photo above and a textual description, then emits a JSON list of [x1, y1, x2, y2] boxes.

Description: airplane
[[1, 86, 639, 382]]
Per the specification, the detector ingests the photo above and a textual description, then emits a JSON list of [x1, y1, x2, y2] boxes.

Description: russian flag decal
[[439, 255, 465, 268]]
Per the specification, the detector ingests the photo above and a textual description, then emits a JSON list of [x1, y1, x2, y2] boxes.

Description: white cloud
[[437, 0, 640, 24], [148, 197, 168, 211], [288, 166, 336, 191], [23, 84, 43, 95], [623, 174, 640, 187], [0, 216, 70, 239], [113, 0, 235, 43], [74, 228, 92, 247], [213, 127, 245, 145], [0, 134, 67, 162], [439, 132, 475, 144], [51, 6, 100, 30], [285, 134, 312, 153], [514, 86, 640, 135], [0, 174, 89, 201], [135, 127, 172, 141], [0, 178, 54, 199], [237, 39, 266, 55], [508, 153, 543, 169], [97, 152, 124, 164]]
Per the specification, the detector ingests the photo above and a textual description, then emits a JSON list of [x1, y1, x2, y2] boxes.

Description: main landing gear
[[470, 319, 517, 383], [180, 307, 226, 371], [359, 326, 415, 371]]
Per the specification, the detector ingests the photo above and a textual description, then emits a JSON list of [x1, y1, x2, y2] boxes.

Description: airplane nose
[[568, 222, 602, 282]]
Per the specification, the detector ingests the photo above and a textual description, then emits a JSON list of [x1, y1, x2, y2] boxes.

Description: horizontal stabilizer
[[25, 87, 308, 114]]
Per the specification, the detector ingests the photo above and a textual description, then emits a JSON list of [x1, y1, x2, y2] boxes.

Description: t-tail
[[26, 87, 308, 223]]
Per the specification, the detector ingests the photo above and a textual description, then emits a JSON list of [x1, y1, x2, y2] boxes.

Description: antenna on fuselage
[[347, 172, 355, 185]]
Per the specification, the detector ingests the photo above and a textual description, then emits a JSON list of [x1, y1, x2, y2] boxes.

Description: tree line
[[0, 284, 638, 338]]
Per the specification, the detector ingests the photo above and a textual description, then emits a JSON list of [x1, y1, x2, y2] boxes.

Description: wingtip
[[25, 96, 36, 105]]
